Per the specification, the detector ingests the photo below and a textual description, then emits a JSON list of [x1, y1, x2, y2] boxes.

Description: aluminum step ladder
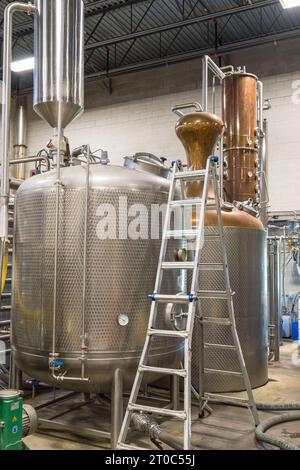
[[117, 157, 259, 451]]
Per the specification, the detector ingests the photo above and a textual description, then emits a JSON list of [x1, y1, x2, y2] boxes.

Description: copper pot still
[[175, 110, 268, 393]]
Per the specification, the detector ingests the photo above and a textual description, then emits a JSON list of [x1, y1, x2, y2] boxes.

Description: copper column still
[[175, 110, 268, 392], [222, 72, 259, 204]]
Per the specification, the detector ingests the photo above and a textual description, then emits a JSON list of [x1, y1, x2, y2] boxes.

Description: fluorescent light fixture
[[279, 0, 300, 8], [11, 57, 34, 73]]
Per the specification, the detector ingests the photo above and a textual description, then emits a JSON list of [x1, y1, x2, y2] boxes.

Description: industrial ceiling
[[1, 0, 300, 88]]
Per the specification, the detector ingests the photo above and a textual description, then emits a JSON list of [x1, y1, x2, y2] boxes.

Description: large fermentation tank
[[176, 111, 268, 392], [222, 72, 259, 204], [12, 164, 181, 392], [33, 0, 84, 129]]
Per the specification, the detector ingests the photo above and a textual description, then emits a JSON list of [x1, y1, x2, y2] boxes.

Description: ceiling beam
[[85, 26, 300, 79], [85, 0, 278, 50]]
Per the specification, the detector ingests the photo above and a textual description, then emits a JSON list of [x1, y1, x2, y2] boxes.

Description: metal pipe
[[267, 238, 280, 361], [111, 368, 123, 449], [0, 2, 37, 243], [202, 55, 225, 112], [171, 102, 203, 117], [257, 80, 268, 224], [202, 56, 208, 112], [80, 145, 91, 379], [9, 155, 50, 171], [13, 105, 27, 180]]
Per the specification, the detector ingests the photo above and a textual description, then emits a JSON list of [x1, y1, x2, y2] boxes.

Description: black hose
[[158, 430, 182, 451]]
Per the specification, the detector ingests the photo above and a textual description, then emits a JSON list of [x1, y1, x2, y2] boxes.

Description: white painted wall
[[25, 64, 300, 213]]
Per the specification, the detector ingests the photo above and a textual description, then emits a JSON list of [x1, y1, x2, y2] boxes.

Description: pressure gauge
[[117, 314, 129, 327]]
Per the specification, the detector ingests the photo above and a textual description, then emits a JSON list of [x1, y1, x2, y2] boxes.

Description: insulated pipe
[[0, 2, 37, 242]]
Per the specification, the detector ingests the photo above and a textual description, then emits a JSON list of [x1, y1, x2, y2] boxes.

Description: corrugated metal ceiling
[[1, 0, 300, 87]]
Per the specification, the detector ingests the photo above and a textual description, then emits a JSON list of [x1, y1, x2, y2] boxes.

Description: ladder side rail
[[153, 162, 178, 293], [118, 163, 182, 449], [183, 158, 211, 449]]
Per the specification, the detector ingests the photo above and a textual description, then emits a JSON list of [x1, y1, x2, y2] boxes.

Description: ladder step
[[151, 294, 191, 303], [169, 198, 203, 207], [202, 317, 231, 326], [206, 205, 217, 211], [139, 365, 187, 377], [1, 293, 11, 299], [204, 343, 237, 351], [127, 403, 187, 420], [199, 263, 224, 271], [147, 328, 188, 338], [161, 262, 194, 270], [166, 229, 197, 239], [203, 392, 250, 405], [117, 443, 150, 451], [0, 306, 11, 311], [198, 290, 228, 299], [175, 170, 206, 181], [204, 368, 243, 377]]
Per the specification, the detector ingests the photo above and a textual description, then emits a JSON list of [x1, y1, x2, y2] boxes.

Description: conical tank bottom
[[34, 101, 83, 130]]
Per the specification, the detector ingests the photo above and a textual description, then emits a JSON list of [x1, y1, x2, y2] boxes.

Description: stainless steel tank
[[11, 164, 182, 393], [33, 0, 84, 129], [175, 111, 268, 392]]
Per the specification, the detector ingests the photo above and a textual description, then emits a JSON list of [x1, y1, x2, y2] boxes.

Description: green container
[[0, 390, 23, 450]]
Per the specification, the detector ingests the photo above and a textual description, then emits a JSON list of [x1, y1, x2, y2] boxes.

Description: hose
[[131, 412, 182, 450], [255, 412, 300, 450], [249, 402, 300, 450], [202, 399, 300, 450]]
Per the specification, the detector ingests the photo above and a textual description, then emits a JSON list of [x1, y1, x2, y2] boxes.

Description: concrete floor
[[24, 341, 300, 451]]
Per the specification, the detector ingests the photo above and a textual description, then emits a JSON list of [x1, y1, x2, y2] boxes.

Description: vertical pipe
[[257, 81, 268, 225], [202, 56, 208, 112], [13, 105, 27, 181], [111, 368, 123, 449], [0, 3, 37, 242], [268, 238, 280, 362]]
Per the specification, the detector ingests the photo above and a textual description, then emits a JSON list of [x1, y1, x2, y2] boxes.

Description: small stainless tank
[[12, 164, 182, 392], [33, 0, 84, 129]]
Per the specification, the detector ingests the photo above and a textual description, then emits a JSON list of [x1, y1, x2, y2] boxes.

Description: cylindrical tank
[[176, 111, 268, 392], [11, 164, 182, 393], [33, 0, 84, 129], [222, 73, 259, 204]]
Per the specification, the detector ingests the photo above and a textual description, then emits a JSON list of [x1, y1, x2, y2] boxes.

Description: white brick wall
[[25, 67, 300, 213]]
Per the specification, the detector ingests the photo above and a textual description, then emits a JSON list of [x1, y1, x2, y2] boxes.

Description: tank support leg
[[83, 393, 91, 402], [9, 350, 22, 389], [170, 375, 180, 410], [111, 368, 123, 449]]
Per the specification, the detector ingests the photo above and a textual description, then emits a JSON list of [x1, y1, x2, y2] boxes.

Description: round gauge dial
[[117, 314, 129, 327]]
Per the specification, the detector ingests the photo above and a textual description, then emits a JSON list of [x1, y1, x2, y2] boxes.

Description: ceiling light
[[279, 0, 300, 8], [11, 57, 34, 73]]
